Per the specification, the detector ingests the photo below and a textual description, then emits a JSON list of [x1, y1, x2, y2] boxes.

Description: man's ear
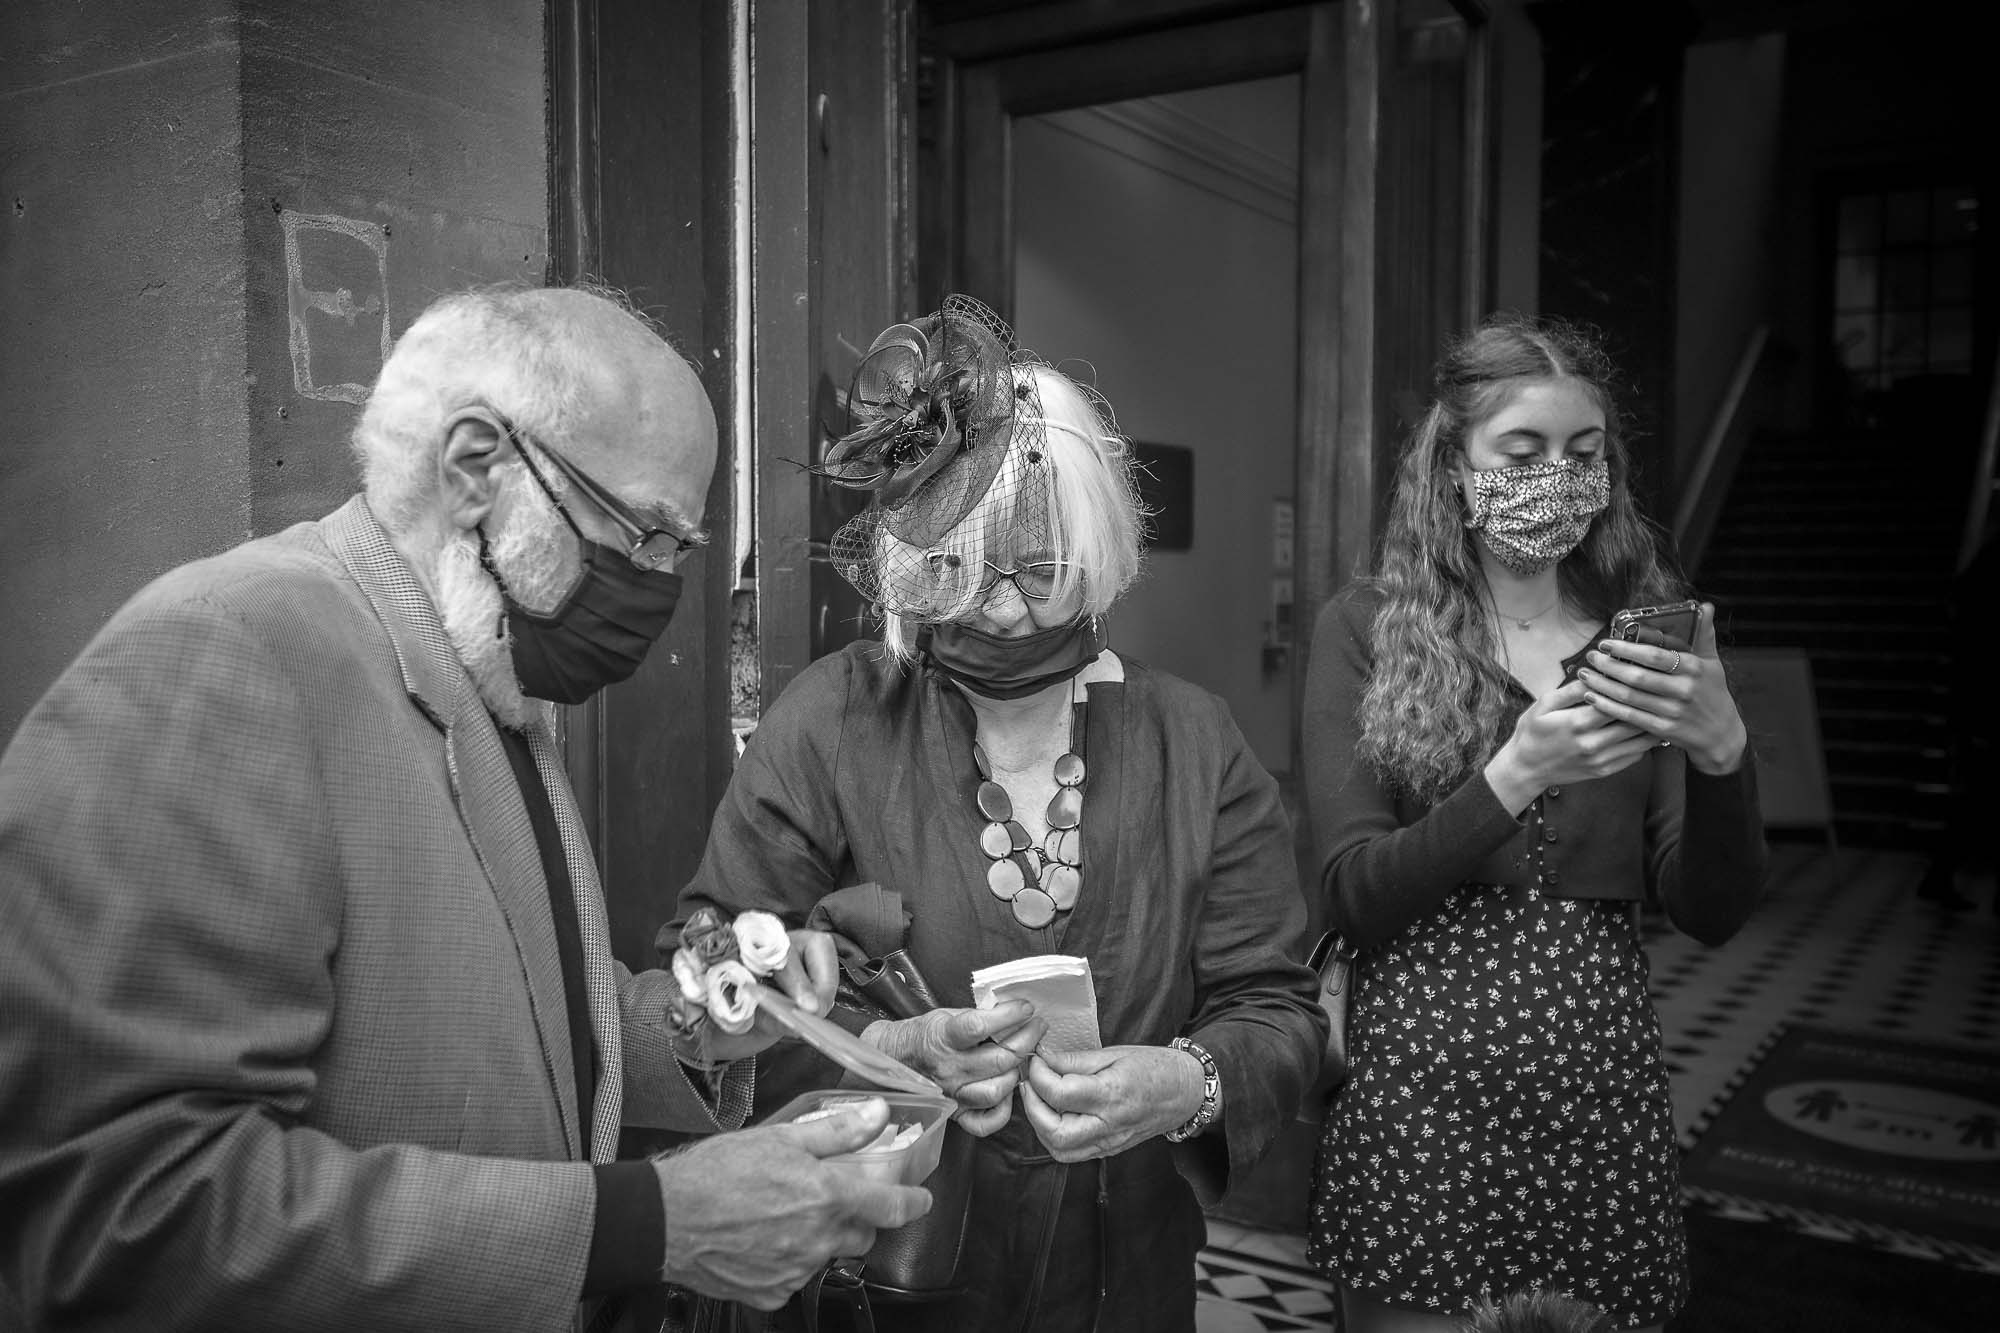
[[438, 410, 516, 533]]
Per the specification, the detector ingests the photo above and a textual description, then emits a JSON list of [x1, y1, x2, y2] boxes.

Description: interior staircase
[[1699, 428, 1964, 849]]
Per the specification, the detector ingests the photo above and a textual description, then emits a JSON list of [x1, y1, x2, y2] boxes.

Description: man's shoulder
[[111, 517, 373, 657]]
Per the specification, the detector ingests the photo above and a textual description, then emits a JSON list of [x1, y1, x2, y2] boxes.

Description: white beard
[[433, 530, 539, 730], [429, 471, 582, 730]]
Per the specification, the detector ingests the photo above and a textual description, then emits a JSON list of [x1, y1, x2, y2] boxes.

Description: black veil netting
[[816, 295, 1053, 624]]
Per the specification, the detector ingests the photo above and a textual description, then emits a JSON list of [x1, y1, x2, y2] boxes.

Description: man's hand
[[1017, 1044, 1209, 1162], [654, 1097, 933, 1310], [700, 929, 841, 1065]]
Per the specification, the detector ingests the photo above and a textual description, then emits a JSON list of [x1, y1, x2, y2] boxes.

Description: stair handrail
[[1956, 339, 2000, 573], [1673, 324, 1770, 578]]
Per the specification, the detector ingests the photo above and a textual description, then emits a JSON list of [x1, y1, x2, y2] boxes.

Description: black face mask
[[920, 616, 1107, 700], [484, 533, 683, 704]]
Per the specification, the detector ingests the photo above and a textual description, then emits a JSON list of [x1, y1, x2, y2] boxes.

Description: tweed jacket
[[0, 497, 741, 1332]]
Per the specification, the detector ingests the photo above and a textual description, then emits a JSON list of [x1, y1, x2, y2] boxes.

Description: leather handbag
[[1297, 931, 1357, 1121], [793, 940, 975, 1333]]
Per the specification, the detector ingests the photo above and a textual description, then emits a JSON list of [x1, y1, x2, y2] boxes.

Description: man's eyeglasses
[[495, 414, 708, 573]]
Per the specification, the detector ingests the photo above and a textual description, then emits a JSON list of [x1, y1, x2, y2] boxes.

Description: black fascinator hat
[[816, 296, 1054, 622]]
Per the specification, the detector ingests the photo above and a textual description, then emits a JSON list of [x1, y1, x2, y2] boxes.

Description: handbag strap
[[802, 1258, 876, 1333]]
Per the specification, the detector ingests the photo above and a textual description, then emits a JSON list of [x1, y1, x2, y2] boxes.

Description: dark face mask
[[920, 616, 1107, 700], [484, 533, 683, 704]]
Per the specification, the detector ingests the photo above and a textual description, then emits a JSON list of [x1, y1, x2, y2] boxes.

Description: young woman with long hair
[[1301, 315, 1767, 1332]]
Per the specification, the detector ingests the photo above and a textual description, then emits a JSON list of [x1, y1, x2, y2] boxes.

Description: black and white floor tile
[[1194, 843, 2000, 1330]]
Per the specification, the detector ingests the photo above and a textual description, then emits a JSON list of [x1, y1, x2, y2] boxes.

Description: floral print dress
[[1307, 830, 1687, 1325]]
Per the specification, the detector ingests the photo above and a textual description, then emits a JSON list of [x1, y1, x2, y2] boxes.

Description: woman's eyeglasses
[[923, 551, 1071, 602]]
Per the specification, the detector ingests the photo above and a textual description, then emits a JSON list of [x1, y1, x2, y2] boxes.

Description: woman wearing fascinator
[[671, 296, 1325, 1331]]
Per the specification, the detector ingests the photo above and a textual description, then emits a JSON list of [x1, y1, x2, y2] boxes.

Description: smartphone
[[1609, 598, 1701, 647]]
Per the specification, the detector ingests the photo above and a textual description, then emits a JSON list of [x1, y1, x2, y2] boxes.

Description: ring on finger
[[1666, 651, 1681, 675]]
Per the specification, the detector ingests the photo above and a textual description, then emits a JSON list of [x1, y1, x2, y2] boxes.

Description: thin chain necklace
[[1497, 593, 1561, 632], [972, 687, 1085, 929]]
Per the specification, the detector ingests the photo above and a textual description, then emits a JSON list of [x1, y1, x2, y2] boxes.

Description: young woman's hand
[[863, 1001, 1045, 1137], [1485, 678, 1655, 813], [1576, 603, 1748, 776]]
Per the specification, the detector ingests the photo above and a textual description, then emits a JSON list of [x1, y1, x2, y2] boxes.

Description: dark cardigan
[[1302, 583, 1768, 951]]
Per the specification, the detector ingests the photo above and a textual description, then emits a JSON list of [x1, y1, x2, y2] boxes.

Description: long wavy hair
[[1357, 315, 1686, 800]]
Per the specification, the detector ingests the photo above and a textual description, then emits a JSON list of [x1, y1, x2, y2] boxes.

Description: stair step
[[1705, 569, 1931, 589], [1702, 539, 1949, 563], [1732, 462, 1947, 486], [1722, 593, 1949, 612], [1822, 742, 1951, 782], [1707, 518, 1955, 538], [1828, 812, 1946, 849], [1814, 682, 1952, 716], [1817, 711, 1951, 746], [1729, 624, 1953, 653], [1724, 491, 1960, 511], [1747, 656, 1952, 682]]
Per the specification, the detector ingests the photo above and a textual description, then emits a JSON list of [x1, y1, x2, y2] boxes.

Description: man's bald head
[[353, 285, 718, 540]]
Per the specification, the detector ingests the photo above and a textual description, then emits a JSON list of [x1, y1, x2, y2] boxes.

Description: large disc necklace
[[973, 692, 1085, 930]]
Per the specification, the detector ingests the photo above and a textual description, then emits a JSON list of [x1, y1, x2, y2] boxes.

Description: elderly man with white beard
[[0, 285, 930, 1333]]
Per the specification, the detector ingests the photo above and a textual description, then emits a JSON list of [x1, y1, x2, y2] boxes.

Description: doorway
[[1012, 77, 1303, 774]]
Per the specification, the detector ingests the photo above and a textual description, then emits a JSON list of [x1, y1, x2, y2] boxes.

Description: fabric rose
[[731, 910, 792, 977], [681, 906, 741, 969], [704, 960, 759, 1036], [671, 949, 708, 1005]]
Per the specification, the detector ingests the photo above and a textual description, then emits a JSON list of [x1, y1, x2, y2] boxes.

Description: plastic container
[[761, 1089, 957, 1186]]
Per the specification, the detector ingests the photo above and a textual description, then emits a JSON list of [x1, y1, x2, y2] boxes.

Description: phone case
[[1610, 599, 1701, 645]]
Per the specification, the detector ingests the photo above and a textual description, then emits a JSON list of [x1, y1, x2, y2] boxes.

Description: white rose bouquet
[[668, 906, 792, 1036]]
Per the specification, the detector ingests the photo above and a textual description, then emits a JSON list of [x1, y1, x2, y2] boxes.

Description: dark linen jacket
[[674, 642, 1326, 1330], [0, 497, 744, 1332], [1303, 584, 1768, 951]]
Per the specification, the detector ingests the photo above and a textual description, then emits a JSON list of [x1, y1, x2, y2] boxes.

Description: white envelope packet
[[971, 954, 1102, 1054]]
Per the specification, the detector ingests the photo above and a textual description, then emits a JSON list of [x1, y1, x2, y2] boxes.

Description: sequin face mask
[[1462, 456, 1610, 576]]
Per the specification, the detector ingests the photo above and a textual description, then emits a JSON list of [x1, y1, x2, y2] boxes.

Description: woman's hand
[[1017, 1045, 1209, 1162], [700, 929, 842, 1065], [1485, 678, 1656, 814], [1576, 603, 1748, 775], [864, 1001, 1045, 1137]]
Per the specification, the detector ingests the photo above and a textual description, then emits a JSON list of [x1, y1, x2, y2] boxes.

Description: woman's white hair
[[350, 286, 618, 537], [880, 362, 1146, 662]]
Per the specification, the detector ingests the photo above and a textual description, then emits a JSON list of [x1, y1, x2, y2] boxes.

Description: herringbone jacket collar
[[323, 496, 623, 1164]]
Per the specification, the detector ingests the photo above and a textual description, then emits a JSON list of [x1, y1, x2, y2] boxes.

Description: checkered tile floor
[[1194, 842, 2000, 1329]]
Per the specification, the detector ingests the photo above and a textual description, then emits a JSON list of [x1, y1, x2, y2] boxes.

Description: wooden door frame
[[752, 0, 922, 707], [927, 0, 1493, 774], [545, 0, 742, 969]]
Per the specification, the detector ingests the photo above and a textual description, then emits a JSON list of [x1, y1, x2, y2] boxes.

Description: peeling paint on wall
[[281, 209, 389, 404]]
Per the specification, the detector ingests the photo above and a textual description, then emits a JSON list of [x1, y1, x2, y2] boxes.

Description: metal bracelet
[[1164, 1035, 1221, 1143]]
